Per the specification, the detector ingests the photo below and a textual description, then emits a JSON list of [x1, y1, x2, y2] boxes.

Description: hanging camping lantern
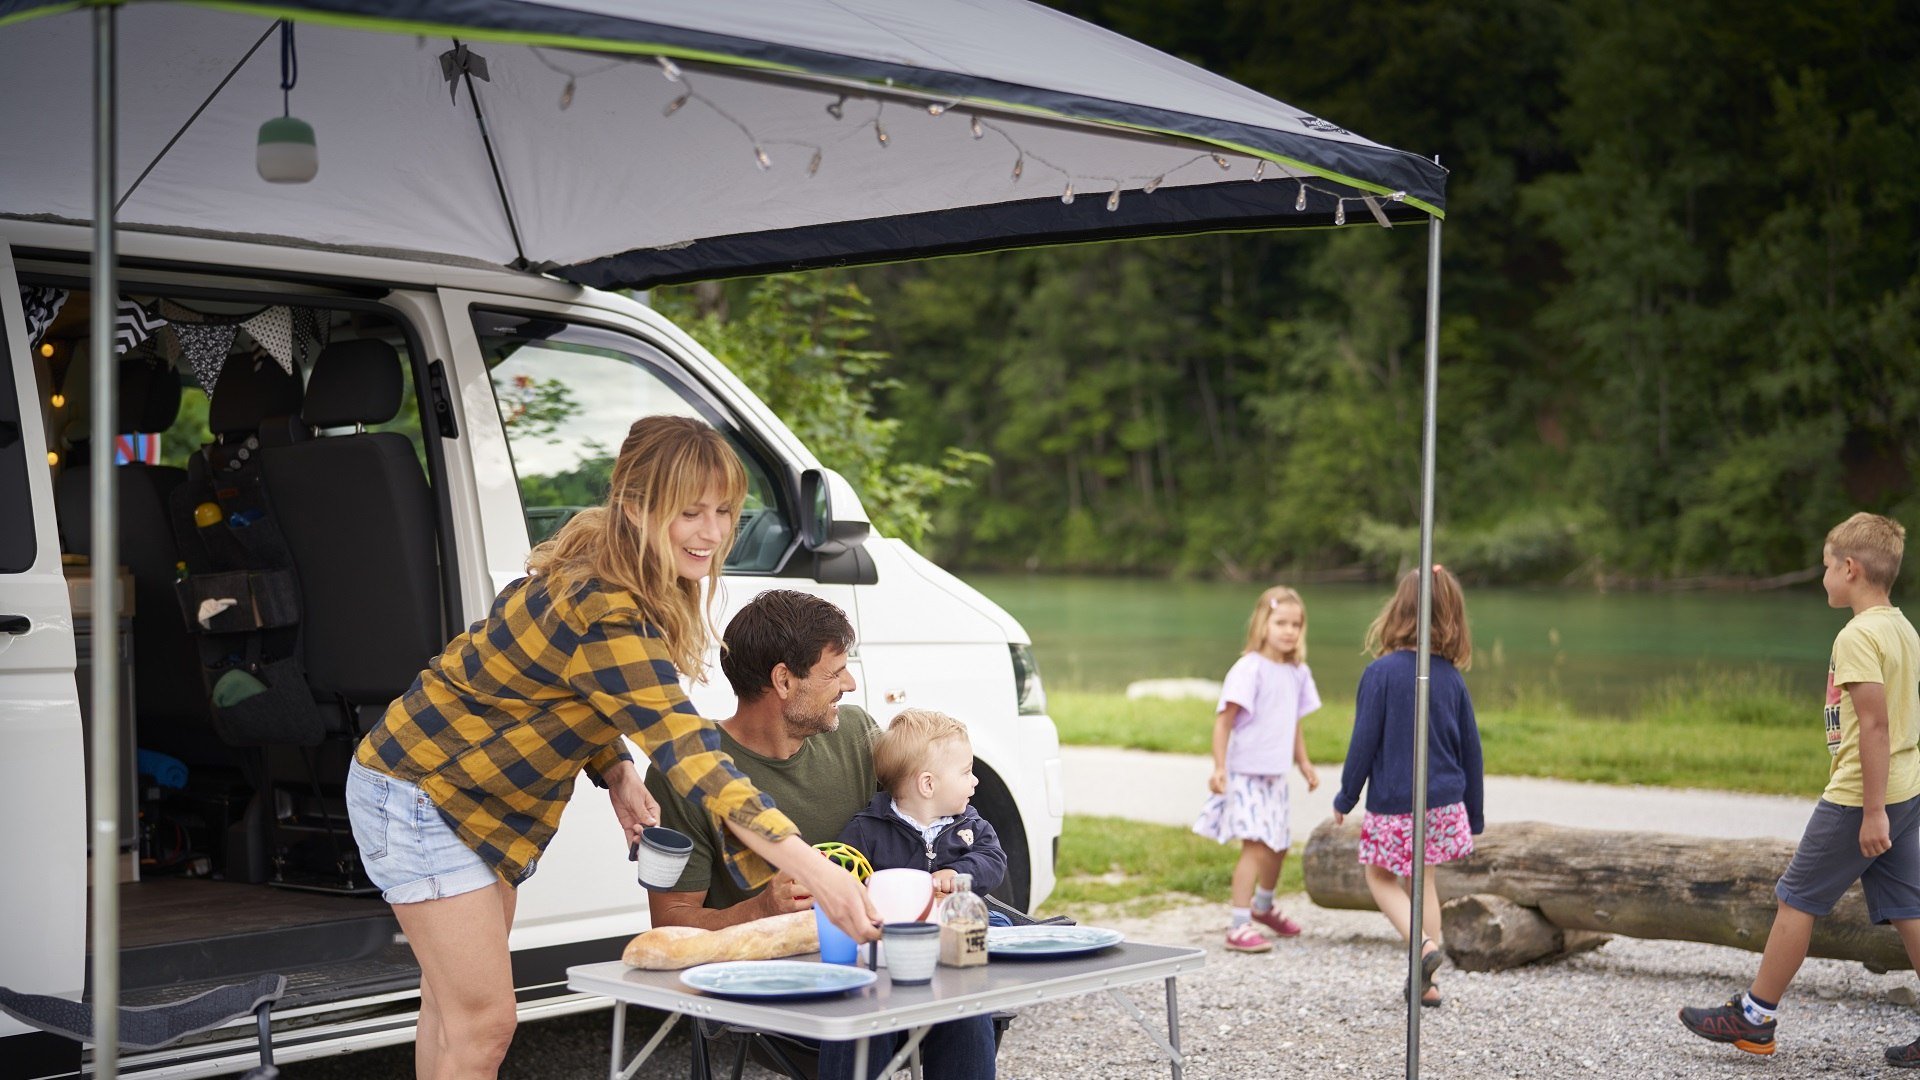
[[257, 22, 315, 183]]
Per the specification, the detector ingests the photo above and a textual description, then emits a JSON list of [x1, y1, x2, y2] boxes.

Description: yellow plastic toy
[[812, 841, 873, 883], [193, 501, 223, 528]]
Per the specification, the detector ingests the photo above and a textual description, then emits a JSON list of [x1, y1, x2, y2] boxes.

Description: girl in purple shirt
[[1193, 585, 1322, 953]]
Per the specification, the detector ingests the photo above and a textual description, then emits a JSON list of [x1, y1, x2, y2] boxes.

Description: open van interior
[[26, 278, 450, 1032]]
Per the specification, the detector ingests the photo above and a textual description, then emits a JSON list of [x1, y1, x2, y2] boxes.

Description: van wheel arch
[[970, 764, 1029, 913]]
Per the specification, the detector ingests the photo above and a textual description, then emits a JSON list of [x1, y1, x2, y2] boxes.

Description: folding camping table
[[568, 940, 1205, 1079]]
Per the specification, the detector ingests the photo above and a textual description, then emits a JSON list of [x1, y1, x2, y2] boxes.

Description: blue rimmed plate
[[679, 960, 878, 1000], [985, 925, 1125, 958]]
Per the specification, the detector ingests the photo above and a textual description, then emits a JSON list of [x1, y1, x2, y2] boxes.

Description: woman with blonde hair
[[347, 415, 879, 1079]]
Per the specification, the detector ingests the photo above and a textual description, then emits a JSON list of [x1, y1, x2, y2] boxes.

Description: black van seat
[[55, 359, 221, 762], [264, 340, 440, 729]]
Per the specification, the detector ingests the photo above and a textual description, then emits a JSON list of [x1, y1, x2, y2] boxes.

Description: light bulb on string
[[257, 22, 317, 183], [875, 122, 889, 147], [1295, 183, 1308, 212], [808, 150, 823, 176], [1252, 161, 1266, 181], [970, 115, 984, 139], [754, 146, 772, 170], [1061, 180, 1074, 204], [1390, 191, 1407, 202], [663, 93, 689, 117], [560, 78, 575, 110], [1106, 185, 1121, 212], [927, 100, 957, 116], [1211, 153, 1231, 170], [1012, 155, 1024, 181], [656, 55, 682, 82], [1334, 201, 1346, 225], [1144, 174, 1164, 194]]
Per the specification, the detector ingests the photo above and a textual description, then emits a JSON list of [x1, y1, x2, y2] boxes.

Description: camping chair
[[694, 901, 1074, 1080], [0, 974, 285, 1078]]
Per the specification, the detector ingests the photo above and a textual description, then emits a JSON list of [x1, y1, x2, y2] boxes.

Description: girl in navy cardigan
[[1332, 566, 1484, 1007]]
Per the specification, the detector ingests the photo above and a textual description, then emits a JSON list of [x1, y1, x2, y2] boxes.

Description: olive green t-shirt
[[646, 704, 879, 910]]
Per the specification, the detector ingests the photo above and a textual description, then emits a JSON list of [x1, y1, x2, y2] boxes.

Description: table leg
[[609, 1002, 625, 1080], [876, 1024, 931, 1077], [1166, 977, 1183, 1080], [853, 1037, 869, 1079], [690, 1019, 712, 1080], [609, 1006, 683, 1080]]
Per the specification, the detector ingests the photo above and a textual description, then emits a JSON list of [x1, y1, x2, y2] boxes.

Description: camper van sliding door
[[0, 242, 89, 1073]]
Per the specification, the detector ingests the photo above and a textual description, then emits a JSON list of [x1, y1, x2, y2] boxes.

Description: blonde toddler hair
[[1827, 512, 1907, 591], [873, 708, 971, 795], [1242, 585, 1307, 663], [1365, 565, 1473, 671]]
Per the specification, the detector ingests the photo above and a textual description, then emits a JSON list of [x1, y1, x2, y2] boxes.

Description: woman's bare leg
[[395, 880, 519, 1079]]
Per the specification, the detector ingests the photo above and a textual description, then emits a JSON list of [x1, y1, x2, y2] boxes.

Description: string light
[[529, 52, 1409, 226], [530, 47, 623, 110]]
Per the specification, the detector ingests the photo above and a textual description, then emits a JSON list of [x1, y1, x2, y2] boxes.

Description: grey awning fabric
[[0, 0, 1445, 288]]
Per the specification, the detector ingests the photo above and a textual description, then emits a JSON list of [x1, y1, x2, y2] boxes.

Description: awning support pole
[[90, 4, 122, 1074], [1403, 211, 1443, 1078]]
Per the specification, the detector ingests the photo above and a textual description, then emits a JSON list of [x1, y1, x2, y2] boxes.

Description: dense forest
[[660, 0, 1918, 587]]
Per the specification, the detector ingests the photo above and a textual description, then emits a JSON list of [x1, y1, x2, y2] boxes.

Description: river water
[[963, 573, 1846, 715]]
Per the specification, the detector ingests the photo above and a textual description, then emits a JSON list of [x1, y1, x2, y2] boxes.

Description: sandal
[[1403, 941, 1444, 1006]]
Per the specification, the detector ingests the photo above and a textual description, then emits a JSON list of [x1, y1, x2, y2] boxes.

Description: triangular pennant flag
[[20, 286, 67, 347], [115, 297, 166, 355], [241, 306, 295, 374], [291, 306, 329, 368], [173, 321, 239, 394]]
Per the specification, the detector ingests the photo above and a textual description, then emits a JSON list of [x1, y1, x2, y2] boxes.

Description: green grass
[[1049, 670, 1819, 796], [1037, 814, 1305, 918]]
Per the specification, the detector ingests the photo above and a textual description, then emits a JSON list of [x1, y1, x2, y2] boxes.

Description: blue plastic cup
[[814, 905, 859, 965]]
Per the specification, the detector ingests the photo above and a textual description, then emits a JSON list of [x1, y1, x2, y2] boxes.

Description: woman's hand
[[1207, 767, 1227, 796], [605, 761, 661, 846]]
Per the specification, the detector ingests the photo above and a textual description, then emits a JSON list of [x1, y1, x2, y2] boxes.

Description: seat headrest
[[117, 359, 181, 435], [303, 340, 402, 429], [208, 355, 304, 436]]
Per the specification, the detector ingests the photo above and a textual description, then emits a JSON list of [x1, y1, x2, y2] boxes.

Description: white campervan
[[0, 219, 1063, 1078]]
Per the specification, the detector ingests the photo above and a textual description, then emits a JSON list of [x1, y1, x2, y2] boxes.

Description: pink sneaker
[[1224, 924, 1272, 953], [1250, 908, 1302, 937]]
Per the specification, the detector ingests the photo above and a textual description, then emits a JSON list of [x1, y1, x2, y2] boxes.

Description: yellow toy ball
[[813, 841, 873, 882], [193, 501, 223, 528]]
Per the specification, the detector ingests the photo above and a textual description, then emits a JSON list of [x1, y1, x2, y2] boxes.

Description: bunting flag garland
[[241, 306, 296, 374], [20, 286, 67, 347], [172, 321, 239, 393], [115, 297, 166, 355]]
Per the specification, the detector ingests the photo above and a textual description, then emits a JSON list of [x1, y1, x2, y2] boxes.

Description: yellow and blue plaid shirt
[[357, 575, 796, 887]]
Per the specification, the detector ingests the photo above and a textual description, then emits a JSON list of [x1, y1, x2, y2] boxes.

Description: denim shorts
[[1776, 795, 1920, 924], [346, 758, 501, 904]]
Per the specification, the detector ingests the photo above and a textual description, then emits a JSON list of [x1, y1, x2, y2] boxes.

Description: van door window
[[472, 309, 792, 572], [0, 313, 33, 572]]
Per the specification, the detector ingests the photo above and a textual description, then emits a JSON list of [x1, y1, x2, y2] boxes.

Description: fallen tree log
[[1303, 818, 1913, 972]]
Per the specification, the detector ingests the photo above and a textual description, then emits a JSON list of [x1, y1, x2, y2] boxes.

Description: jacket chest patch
[[957, 828, 973, 847]]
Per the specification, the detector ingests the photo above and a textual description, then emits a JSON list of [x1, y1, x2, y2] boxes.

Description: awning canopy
[[0, 0, 1444, 289]]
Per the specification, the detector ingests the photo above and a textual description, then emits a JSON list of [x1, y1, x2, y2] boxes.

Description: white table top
[[567, 941, 1205, 1041]]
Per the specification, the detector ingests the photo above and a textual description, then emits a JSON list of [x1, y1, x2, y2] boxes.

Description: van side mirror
[[799, 468, 871, 556]]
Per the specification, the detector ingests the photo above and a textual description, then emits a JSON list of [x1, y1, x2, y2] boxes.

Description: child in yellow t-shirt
[[1680, 513, 1920, 1066]]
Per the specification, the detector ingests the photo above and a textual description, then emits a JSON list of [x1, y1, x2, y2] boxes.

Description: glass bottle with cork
[[937, 873, 989, 967]]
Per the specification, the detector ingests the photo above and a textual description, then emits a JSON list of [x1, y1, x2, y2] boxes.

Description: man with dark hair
[[646, 589, 877, 928]]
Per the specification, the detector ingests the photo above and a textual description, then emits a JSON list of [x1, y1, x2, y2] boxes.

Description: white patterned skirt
[[1191, 773, 1291, 851]]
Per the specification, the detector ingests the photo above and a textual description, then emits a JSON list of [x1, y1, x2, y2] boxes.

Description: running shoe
[[1887, 1037, 1920, 1068], [1678, 997, 1776, 1056], [1250, 908, 1302, 937], [1224, 924, 1272, 953]]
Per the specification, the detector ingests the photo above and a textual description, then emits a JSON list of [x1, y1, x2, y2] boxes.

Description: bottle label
[[939, 921, 987, 967]]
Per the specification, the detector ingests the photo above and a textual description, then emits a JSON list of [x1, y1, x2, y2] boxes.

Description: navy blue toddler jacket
[[837, 792, 1007, 894], [1332, 649, 1485, 834]]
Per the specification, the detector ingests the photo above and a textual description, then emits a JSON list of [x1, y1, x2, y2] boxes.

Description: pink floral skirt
[[1356, 802, 1473, 878]]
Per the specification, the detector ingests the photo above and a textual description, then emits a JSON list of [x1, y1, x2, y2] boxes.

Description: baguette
[[621, 910, 820, 969]]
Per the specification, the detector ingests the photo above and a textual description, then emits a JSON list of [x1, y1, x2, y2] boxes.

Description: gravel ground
[[278, 895, 1920, 1079]]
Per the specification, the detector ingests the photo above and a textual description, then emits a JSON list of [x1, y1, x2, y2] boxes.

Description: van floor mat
[[118, 942, 419, 1013]]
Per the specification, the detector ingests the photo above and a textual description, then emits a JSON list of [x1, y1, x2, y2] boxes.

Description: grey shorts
[[1776, 796, 1920, 924]]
